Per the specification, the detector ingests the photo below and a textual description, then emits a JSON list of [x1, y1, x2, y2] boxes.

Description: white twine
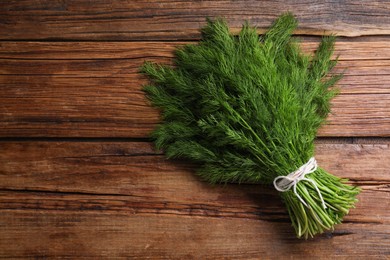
[[273, 157, 327, 209]]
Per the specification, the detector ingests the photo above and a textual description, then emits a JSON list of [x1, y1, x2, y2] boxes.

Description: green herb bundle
[[141, 13, 359, 238]]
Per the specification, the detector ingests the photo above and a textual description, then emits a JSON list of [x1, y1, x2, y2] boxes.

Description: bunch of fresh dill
[[141, 13, 359, 238]]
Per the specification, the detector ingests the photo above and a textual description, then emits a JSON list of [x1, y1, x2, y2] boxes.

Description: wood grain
[[0, 209, 388, 259], [1, 141, 388, 198], [1, 0, 390, 40], [0, 140, 389, 258], [1, 40, 390, 137], [1, 1, 390, 258]]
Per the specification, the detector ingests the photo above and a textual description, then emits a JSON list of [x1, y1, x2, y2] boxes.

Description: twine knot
[[273, 157, 327, 209]]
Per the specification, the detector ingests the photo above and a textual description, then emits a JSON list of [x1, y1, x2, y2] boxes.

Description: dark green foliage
[[141, 13, 359, 238]]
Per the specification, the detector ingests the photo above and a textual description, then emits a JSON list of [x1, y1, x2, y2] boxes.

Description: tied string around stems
[[273, 157, 327, 209]]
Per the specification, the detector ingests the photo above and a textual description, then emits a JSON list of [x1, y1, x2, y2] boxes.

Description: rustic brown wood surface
[[1, 0, 390, 40], [0, 140, 389, 258], [0, 1, 389, 259], [1, 40, 390, 137]]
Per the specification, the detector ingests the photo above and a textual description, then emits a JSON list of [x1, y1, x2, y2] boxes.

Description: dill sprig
[[141, 13, 360, 238]]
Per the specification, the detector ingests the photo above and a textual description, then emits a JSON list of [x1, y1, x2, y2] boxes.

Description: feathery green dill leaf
[[141, 12, 360, 239]]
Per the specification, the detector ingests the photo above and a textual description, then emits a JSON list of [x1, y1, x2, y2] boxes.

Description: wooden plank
[[1, 185, 388, 226], [0, 209, 387, 258], [2, 54, 390, 77], [1, 141, 389, 197], [2, 39, 390, 60], [0, 140, 389, 258], [1, 0, 390, 40], [1, 40, 390, 137], [318, 94, 390, 137]]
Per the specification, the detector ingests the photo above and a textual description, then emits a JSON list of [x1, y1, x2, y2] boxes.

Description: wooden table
[[1, 1, 389, 258]]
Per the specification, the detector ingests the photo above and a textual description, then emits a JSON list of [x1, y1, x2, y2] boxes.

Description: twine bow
[[273, 157, 327, 209]]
